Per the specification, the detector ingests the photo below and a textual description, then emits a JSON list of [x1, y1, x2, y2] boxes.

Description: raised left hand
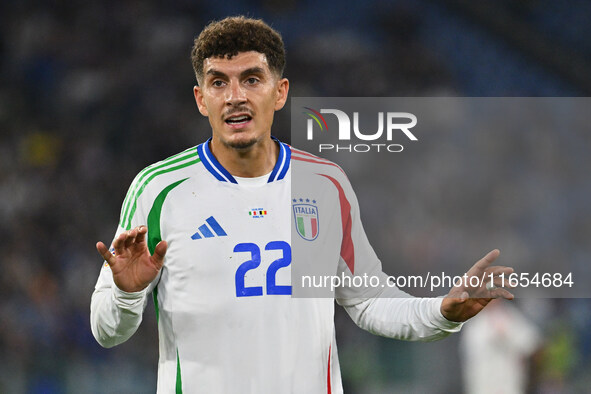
[[441, 249, 514, 322]]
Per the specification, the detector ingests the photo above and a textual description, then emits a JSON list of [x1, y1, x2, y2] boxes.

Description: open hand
[[441, 249, 514, 322], [96, 225, 167, 293]]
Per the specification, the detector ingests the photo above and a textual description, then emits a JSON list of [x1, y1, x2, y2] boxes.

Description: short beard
[[222, 136, 258, 150]]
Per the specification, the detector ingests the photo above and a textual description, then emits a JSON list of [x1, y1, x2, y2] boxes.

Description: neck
[[209, 135, 279, 177]]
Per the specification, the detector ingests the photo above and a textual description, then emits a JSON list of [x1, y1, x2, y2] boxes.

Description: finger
[[468, 249, 500, 274], [489, 287, 514, 300], [485, 265, 514, 276], [135, 225, 148, 244], [96, 241, 115, 265], [487, 274, 517, 289], [123, 229, 138, 249], [113, 232, 127, 255], [151, 240, 168, 269]]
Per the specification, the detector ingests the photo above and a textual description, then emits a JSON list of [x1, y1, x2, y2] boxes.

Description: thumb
[[151, 240, 168, 268], [448, 290, 469, 304], [96, 241, 114, 265]]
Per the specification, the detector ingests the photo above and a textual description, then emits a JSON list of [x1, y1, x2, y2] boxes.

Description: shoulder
[[131, 146, 201, 191], [290, 146, 348, 179], [118, 146, 201, 229], [289, 145, 359, 207]]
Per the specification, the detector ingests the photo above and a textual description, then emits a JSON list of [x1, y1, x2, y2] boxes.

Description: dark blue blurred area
[[1, 0, 590, 392]]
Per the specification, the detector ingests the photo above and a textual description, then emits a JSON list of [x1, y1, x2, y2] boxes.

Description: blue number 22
[[233, 241, 292, 297]]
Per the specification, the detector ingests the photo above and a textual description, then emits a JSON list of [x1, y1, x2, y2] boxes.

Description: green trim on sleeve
[[176, 349, 183, 393], [123, 158, 200, 230], [120, 147, 197, 228], [146, 177, 189, 254]]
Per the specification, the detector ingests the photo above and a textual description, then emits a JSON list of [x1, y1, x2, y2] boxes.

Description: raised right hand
[[96, 225, 167, 293]]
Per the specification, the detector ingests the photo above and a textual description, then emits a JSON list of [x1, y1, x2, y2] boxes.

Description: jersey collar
[[197, 137, 291, 184]]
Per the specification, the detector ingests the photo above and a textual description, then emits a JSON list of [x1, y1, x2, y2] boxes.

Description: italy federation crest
[[292, 199, 319, 241]]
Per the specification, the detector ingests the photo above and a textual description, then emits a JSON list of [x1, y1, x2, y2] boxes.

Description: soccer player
[[91, 16, 514, 393]]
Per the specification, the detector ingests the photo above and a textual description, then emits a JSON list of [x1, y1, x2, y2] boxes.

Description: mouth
[[225, 113, 253, 127]]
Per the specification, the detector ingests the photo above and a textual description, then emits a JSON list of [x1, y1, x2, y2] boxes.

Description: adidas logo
[[191, 216, 227, 240]]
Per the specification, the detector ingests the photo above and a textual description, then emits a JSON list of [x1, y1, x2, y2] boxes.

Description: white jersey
[[91, 138, 461, 394], [460, 302, 540, 394]]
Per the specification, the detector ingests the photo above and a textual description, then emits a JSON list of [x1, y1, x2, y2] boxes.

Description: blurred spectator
[[460, 299, 541, 394]]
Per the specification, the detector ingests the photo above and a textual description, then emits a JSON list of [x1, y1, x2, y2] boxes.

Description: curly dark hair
[[191, 16, 286, 83]]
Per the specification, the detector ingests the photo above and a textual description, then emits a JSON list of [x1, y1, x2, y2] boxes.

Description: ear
[[274, 78, 289, 111], [193, 85, 209, 117]]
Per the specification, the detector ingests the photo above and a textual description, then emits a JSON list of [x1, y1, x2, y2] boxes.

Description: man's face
[[194, 51, 289, 150]]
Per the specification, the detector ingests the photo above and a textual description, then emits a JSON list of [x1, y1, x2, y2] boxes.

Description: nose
[[225, 80, 247, 106]]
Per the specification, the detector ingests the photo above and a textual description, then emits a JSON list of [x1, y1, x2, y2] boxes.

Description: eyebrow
[[239, 67, 266, 78], [205, 67, 267, 80], [205, 69, 227, 79]]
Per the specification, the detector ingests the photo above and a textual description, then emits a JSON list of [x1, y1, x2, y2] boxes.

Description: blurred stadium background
[[1, 0, 591, 392]]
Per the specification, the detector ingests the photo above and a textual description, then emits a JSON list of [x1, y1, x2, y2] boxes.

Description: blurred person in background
[[460, 299, 541, 394]]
